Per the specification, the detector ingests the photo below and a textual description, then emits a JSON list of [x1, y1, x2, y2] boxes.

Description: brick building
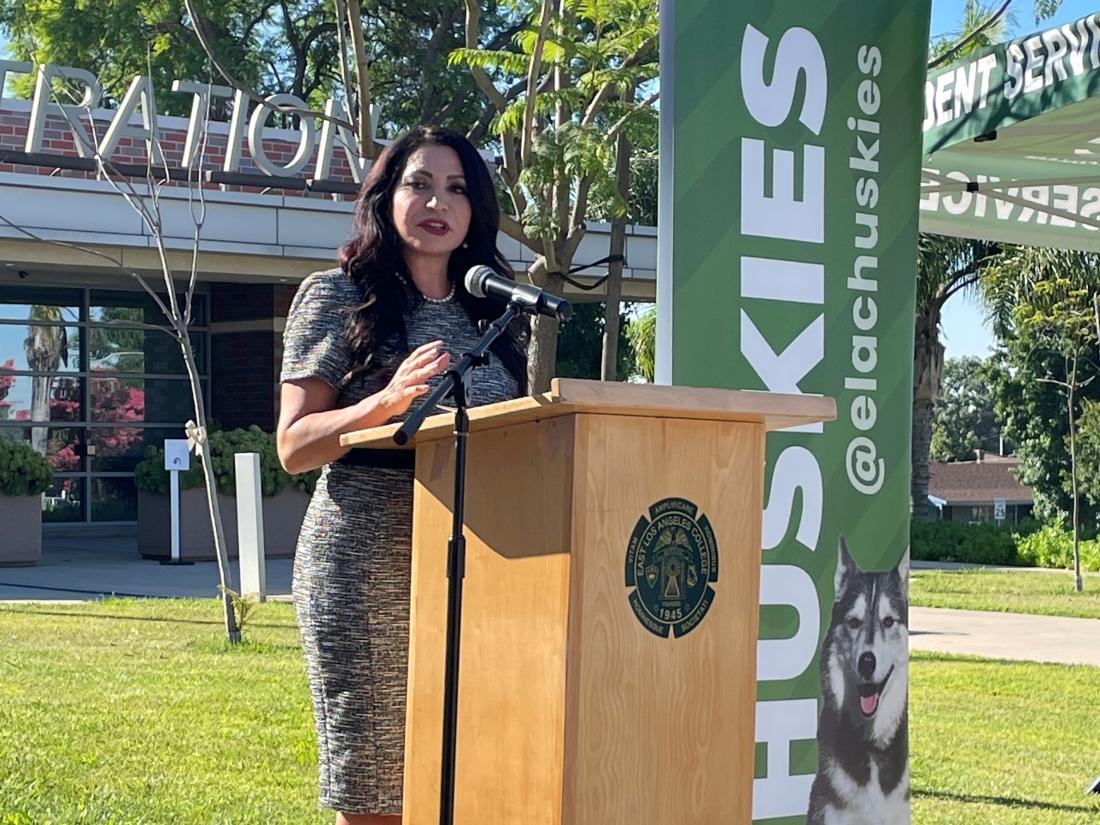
[[928, 453, 1035, 524], [0, 93, 657, 529]]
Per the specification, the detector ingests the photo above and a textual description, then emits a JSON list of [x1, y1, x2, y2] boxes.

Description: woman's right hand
[[372, 339, 451, 420]]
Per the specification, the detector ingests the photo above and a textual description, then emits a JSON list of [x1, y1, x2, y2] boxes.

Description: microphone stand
[[393, 301, 523, 825]]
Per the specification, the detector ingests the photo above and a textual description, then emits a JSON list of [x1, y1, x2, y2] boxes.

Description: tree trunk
[[911, 307, 945, 518], [1068, 353, 1083, 593], [601, 130, 631, 382], [527, 269, 567, 393], [180, 331, 241, 642], [1094, 294, 1100, 349]]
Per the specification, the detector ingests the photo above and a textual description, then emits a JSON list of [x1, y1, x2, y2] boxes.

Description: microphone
[[464, 265, 573, 321]]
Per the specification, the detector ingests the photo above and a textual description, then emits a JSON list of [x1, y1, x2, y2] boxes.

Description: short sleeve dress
[[280, 268, 521, 815]]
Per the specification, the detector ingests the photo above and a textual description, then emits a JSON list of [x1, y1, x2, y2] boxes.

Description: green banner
[[658, 2, 930, 822], [923, 12, 1100, 155], [920, 12, 1100, 253]]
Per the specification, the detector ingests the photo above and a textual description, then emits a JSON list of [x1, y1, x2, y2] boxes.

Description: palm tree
[[911, 235, 999, 517]]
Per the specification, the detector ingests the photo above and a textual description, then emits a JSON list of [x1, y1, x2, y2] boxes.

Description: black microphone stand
[[393, 301, 523, 825]]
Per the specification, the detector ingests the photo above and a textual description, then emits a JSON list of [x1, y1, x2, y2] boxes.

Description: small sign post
[[993, 497, 1007, 524], [235, 452, 267, 601], [164, 439, 191, 563]]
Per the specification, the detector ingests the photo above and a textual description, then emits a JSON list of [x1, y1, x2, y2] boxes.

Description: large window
[[0, 285, 208, 523]]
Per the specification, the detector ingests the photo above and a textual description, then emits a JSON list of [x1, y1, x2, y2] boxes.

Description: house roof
[[929, 457, 1034, 505]]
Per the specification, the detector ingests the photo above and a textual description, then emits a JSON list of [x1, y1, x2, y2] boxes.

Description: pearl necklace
[[400, 274, 455, 303], [422, 281, 456, 303]]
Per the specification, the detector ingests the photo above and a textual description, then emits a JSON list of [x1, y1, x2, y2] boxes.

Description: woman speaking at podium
[[276, 126, 526, 825]]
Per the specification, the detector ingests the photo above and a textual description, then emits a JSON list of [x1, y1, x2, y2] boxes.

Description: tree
[[0, 1, 275, 115], [362, 0, 524, 134], [911, 1, 1066, 516], [626, 304, 655, 382], [0, 71, 243, 640], [556, 300, 635, 381], [911, 235, 999, 516], [24, 305, 71, 455], [451, 0, 659, 391], [931, 356, 1005, 462], [1076, 399, 1100, 515], [985, 247, 1100, 591]]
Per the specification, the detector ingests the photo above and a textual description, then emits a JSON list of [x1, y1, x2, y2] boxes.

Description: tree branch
[[184, 0, 354, 128], [928, 0, 1011, 69], [580, 35, 657, 127], [500, 213, 536, 249], [344, 0, 378, 159], [522, 0, 554, 168], [606, 89, 658, 144]]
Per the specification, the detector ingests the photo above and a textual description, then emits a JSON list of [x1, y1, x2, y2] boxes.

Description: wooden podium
[[341, 379, 835, 825]]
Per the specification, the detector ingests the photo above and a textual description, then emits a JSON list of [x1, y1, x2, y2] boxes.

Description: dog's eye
[[883, 616, 895, 628], [846, 617, 861, 630]]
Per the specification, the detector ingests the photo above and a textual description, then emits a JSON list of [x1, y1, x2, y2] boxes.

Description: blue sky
[[931, 0, 1097, 358]]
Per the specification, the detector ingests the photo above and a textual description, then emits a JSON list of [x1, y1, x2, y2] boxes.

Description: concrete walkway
[[910, 606, 1100, 667], [4, 541, 1099, 668], [0, 535, 292, 601]]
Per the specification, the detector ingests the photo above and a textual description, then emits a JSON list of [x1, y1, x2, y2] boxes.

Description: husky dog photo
[[807, 538, 910, 825]]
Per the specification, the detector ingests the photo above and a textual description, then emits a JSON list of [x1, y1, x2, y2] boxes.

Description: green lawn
[[911, 568, 1100, 619], [0, 598, 327, 825], [911, 651, 1100, 825], [0, 599, 1098, 824]]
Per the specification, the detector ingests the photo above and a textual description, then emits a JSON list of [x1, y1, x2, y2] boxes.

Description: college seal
[[625, 497, 719, 638]]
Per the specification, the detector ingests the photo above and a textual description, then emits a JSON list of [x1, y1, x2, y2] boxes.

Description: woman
[[277, 126, 526, 825]]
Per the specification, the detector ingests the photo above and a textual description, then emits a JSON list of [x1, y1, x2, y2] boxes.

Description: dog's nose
[[858, 652, 876, 679]]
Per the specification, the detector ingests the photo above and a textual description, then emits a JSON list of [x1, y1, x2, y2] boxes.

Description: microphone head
[[464, 265, 497, 299]]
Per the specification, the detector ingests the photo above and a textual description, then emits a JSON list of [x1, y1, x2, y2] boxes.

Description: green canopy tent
[[920, 10, 1100, 250]]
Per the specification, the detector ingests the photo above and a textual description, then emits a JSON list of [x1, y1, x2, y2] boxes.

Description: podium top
[[340, 378, 835, 450]]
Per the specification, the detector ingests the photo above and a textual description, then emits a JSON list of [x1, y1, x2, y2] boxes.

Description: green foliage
[[218, 585, 259, 637], [0, 439, 53, 497], [911, 518, 1100, 571], [1033, 0, 1063, 24], [983, 247, 1100, 524], [555, 301, 636, 381], [1077, 399, 1100, 510], [931, 356, 1005, 462], [625, 303, 655, 382], [519, 121, 627, 239], [450, 0, 657, 236], [1017, 523, 1100, 572], [0, 1, 273, 114], [910, 519, 1031, 566], [134, 426, 318, 497]]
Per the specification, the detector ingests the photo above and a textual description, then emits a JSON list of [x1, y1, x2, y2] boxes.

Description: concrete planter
[[137, 487, 310, 562], [0, 492, 43, 565]]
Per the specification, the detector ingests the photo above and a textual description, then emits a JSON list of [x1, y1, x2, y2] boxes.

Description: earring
[[462, 241, 469, 249]]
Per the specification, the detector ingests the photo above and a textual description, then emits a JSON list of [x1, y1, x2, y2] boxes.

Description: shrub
[[910, 519, 1023, 566], [1017, 523, 1100, 572], [0, 439, 53, 497], [135, 426, 319, 497]]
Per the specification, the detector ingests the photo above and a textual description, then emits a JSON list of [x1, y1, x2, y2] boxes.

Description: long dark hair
[[338, 125, 526, 388]]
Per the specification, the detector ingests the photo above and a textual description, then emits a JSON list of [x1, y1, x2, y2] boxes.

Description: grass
[[911, 568, 1100, 619], [911, 651, 1100, 825], [0, 598, 327, 825], [0, 599, 1098, 823]]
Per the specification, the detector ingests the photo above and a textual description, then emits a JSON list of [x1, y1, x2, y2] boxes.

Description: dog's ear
[[835, 536, 859, 597], [896, 546, 910, 600]]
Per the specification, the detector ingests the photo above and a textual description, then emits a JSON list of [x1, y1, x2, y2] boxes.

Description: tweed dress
[[281, 268, 520, 814]]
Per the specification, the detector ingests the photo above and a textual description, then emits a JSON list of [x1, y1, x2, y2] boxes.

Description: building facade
[[928, 453, 1035, 525], [0, 93, 657, 529]]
